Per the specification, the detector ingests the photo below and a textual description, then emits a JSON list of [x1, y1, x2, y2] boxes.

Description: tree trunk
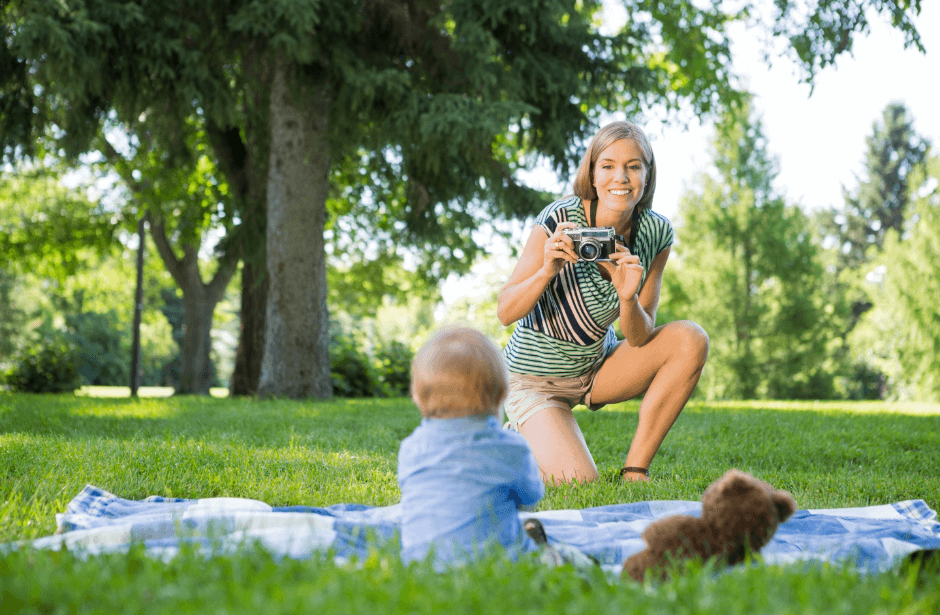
[[130, 214, 146, 397], [224, 49, 272, 397], [230, 258, 266, 395], [178, 280, 217, 394], [257, 57, 332, 399], [150, 219, 238, 395]]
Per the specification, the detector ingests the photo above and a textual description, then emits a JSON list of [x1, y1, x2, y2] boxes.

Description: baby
[[397, 326, 544, 568]]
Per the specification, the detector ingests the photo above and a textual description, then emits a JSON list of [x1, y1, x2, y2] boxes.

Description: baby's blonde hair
[[410, 327, 508, 419]]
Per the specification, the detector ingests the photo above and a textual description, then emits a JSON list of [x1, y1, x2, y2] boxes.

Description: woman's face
[[592, 138, 647, 212]]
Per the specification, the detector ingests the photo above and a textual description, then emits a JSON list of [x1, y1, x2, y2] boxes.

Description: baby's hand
[[522, 518, 548, 546]]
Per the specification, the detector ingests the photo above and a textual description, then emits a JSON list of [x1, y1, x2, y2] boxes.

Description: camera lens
[[579, 240, 600, 261]]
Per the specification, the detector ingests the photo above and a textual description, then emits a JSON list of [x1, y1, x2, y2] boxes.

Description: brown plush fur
[[623, 469, 797, 582]]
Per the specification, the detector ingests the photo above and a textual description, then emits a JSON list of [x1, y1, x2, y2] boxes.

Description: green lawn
[[2, 393, 939, 614]]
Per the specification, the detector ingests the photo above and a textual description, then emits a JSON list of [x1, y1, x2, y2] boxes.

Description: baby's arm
[[514, 446, 545, 509]]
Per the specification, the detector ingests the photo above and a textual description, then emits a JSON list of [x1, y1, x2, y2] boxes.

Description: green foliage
[[767, 0, 925, 82], [672, 101, 837, 400], [4, 331, 81, 393], [819, 103, 929, 272], [816, 103, 934, 399], [3, 0, 931, 398], [329, 324, 384, 398], [3, 0, 845, 285], [373, 340, 413, 398], [0, 164, 117, 279], [326, 320, 415, 399], [0, 268, 27, 368], [853, 155, 940, 401], [327, 254, 437, 321], [65, 308, 129, 387]]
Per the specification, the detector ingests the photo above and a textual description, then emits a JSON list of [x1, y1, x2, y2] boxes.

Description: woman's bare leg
[[517, 405, 599, 485], [590, 320, 709, 481]]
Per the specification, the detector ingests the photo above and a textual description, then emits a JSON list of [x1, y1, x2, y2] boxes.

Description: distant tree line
[[0, 0, 931, 400], [660, 101, 937, 401]]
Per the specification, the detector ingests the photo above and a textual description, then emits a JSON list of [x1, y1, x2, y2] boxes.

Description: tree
[[93, 124, 239, 394], [814, 103, 931, 396], [0, 267, 26, 368], [672, 101, 836, 399], [3, 0, 926, 398], [0, 164, 117, 279], [764, 0, 924, 83], [819, 103, 929, 272], [851, 155, 940, 401]]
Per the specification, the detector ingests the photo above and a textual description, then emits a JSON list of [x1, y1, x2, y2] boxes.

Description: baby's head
[[411, 326, 508, 419]]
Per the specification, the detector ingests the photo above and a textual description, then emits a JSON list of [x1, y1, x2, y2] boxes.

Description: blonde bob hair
[[410, 326, 508, 418], [571, 121, 657, 212]]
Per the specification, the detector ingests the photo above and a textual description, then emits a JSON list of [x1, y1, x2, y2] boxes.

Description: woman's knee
[[519, 406, 598, 484], [665, 320, 709, 370]]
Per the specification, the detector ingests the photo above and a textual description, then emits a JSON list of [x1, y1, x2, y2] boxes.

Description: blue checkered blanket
[[17, 485, 940, 574]]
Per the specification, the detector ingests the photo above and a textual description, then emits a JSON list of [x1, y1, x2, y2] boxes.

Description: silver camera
[[562, 226, 622, 261]]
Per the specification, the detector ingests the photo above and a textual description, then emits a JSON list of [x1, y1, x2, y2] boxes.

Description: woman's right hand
[[498, 221, 579, 326], [541, 221, 579, 277]]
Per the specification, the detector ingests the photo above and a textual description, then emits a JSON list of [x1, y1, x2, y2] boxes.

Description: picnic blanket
[[15, 485, 940, 575]]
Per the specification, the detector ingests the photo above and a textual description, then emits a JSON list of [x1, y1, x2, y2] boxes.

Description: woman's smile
[[593, 139, 646, 211]]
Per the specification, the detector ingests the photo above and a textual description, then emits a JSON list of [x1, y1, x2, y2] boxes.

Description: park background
[[3, 3, 940, 612], [2, 0, 939, 402]]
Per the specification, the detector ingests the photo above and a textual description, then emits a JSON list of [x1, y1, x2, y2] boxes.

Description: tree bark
[[230, 258, 266, 395], [257, 57, 332, 399], [219, 50, 272, 397]]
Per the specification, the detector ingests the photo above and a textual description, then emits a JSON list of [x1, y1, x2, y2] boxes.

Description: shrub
[[374, 340, 413, 397], [329, 326, 382, 398], [65, 309, 129, 386], [5, 332, 81, 393]]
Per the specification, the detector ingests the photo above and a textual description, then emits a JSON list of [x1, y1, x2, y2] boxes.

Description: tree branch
[[148, 213, 187, 289]]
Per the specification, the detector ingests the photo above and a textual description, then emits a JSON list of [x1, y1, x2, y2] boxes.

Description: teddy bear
[[622, 469, 797, 582]]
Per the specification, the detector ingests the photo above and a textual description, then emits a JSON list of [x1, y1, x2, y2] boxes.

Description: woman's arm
[[497, 222, 578, 326], [603, 246, 671, 347]]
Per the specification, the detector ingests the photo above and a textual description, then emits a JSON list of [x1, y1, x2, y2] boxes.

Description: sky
[[607, 0, 940, 223], [440, 1, 939, 307]]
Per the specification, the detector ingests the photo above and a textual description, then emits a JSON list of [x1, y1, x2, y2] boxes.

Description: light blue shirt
[[397, 414, 544, 567]]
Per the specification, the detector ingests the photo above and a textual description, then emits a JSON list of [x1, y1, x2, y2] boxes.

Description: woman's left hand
[[599, 243, 643, 301]]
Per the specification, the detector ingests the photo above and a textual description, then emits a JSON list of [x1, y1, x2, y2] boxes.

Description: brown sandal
[[619, 466, 649, 479]]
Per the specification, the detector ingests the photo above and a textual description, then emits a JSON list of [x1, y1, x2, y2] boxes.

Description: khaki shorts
[[502, 366, 606, 430]]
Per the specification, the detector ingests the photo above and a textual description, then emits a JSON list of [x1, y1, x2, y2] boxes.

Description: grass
[[2, 392, 939, 613]]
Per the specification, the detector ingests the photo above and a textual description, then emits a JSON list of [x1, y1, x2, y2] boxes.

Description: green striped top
[[504, 196, 674, 377]]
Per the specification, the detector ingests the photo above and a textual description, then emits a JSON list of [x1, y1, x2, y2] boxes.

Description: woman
[[497, 120, 709, 484]]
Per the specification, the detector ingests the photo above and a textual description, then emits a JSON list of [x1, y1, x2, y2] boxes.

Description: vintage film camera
[[562, 226, 624, 262]]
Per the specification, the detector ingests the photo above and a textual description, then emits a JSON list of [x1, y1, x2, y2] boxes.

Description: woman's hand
[[599, 243, 643, 301], [541, 221, 579, 278], [498, 222, 578, 326]]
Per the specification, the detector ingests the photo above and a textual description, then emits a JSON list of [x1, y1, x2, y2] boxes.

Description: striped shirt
[[504, 196, 674, 377]]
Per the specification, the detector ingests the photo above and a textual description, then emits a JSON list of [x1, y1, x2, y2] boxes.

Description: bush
[[65, 309, 129, 386], [5, 332, 81, 393], [329, 326, 382, 398], [374, 340, 413, 397]]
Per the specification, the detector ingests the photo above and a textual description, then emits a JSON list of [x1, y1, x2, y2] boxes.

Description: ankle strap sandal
[[619, 466, 649, 478]]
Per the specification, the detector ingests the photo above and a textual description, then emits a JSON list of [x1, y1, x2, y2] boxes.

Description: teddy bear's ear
[[771, 490, 797, 522], [717, 470, 754, 497]]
